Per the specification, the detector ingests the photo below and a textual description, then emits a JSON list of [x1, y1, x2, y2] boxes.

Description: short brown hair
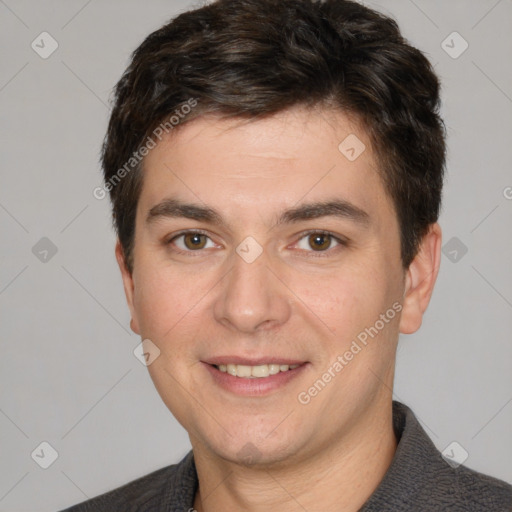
[[102, 0, 445, 272]]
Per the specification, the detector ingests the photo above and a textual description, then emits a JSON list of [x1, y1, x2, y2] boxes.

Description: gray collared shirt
[[60, 402, 512, 511]]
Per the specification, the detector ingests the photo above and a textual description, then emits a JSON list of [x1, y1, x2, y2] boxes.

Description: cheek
[[290, 263, 390, 338], [132, 264, 200, 340]]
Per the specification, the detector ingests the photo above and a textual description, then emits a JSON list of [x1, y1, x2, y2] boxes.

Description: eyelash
[[294, 229, 348, 257], [166, 229, 216, 257], [166, 229, 348, 257]]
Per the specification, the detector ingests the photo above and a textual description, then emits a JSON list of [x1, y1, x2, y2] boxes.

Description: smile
[[203, 360, 308, 396], [215, 363, 300, 378]]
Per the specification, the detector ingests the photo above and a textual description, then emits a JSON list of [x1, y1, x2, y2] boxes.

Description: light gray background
[[1, 0, 511, 510]]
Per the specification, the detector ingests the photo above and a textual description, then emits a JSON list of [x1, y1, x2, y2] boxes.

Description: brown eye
[[170, 232, 214, 252], [183, 233, 208, 250], [295, 231, 344, 253], [308, 233, 332, 251]]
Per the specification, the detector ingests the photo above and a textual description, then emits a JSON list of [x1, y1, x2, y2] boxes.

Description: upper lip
[[204, 356, 307, 366]]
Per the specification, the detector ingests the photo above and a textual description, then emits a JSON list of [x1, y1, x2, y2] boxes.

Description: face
[[117, 106, 434, 467]]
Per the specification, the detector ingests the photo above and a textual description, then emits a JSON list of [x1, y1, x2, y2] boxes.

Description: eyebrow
[[147, 199, 224, 226], [275, 199, 370, 227], [146, 197, 370, 228]]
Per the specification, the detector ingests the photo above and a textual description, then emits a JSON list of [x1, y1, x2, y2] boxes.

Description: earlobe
[[115, 240, 140, 335], [399, 223, 442, 335]]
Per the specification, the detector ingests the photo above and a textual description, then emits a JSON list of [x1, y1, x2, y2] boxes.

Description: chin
[[202, 430, 303, 469]]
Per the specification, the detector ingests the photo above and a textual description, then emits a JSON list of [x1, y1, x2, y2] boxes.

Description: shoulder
[[444, 463, 512, 511], [362, 402, 512, 511], [395, 401, 512, 510], [58, 451, 196, 512]]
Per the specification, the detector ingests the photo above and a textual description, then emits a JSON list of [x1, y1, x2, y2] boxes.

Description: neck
[[192, 401, 397, 512]]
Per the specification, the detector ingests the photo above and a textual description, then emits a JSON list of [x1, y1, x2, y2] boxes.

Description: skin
[[116, 106, 442, 511]]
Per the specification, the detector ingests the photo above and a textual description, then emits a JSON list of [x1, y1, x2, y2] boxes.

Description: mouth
[[202, 358, 309, 396], [214, 363, 301, 378]]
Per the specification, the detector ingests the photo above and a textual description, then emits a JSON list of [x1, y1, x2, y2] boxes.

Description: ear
[[115, 240, 140, 335], [399, 223, 442, 334]]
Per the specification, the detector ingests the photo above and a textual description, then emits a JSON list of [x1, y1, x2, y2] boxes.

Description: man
[[62, 0, 512, 510]]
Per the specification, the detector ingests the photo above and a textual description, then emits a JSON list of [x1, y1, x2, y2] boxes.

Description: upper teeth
[[217, 363, 300, 378]]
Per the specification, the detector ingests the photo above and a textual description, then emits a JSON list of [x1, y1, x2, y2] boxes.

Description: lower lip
[[202, 362, 308, 396]]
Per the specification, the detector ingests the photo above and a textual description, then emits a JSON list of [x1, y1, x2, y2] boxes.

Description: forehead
[[138, 107, 393, 225]]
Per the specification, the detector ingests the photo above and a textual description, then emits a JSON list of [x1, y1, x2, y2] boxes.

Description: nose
[[213, 248, 292, 334]]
